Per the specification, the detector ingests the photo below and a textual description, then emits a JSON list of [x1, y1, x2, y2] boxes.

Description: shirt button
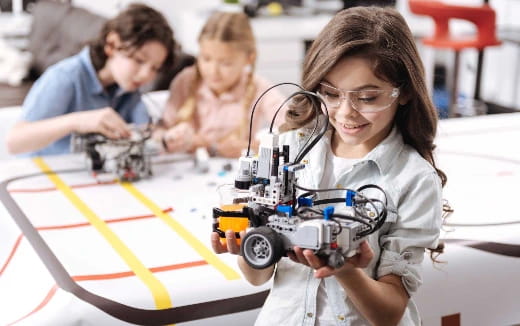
[[306, 312, 314, 318], [337, 314, 345, 321]]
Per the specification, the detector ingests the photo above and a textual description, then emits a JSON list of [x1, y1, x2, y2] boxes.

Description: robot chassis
[[213, 133, 387, 270], [70, 129, 152, 182]]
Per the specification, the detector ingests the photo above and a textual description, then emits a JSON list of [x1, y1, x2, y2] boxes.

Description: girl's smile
[[323, 56, 402, 158]]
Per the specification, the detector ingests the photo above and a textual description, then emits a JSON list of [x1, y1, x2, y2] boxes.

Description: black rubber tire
[[327, 251, 345, 269], [241, 226, 283, 269]]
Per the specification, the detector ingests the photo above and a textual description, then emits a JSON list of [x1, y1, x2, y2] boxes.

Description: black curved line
[[0, 171, 268, 325], [444, 239, 520, 258]]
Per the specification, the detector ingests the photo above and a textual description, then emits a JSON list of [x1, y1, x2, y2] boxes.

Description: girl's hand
[[75, 107, 131, 139], [162, 122, 195, 152], [287, 240, 374, 279], [210, 230, 245, 255]]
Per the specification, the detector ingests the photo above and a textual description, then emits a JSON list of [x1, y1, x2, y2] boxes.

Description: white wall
[[71, 0, 328, 87], [73, 0, 520, 109], [71, 0, 220, 32]]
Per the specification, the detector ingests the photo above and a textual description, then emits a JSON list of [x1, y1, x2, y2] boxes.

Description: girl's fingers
[[356, 240, 374, 267], [314, 265, 335, 279], [287, 251, 298, 263], [211, 232, 227, 254], [225, 230, 243, 255], [292, 246, 309, 266], [302, 249, 325, 270]]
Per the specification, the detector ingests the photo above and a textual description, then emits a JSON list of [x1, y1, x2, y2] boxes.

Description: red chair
[[409, 0, 501, 117]]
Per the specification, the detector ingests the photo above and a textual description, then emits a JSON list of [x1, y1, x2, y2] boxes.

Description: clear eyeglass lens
[[318, 83, 399, 113]]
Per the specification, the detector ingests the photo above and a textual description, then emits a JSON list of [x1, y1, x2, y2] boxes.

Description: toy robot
[[70, 127, 153, 182], [213, 133, 387, 269]]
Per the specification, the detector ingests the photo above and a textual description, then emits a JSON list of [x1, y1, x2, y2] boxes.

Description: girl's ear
[[398, 91, 411, 106], [104, 32, 122, 57]]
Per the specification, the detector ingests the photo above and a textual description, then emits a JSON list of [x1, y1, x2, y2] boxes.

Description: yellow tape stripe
[[120, 182, 240, 280], [33, 157, 173, 309]]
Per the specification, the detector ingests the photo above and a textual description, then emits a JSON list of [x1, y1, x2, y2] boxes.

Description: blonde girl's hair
[[176, 11, 257, 139]]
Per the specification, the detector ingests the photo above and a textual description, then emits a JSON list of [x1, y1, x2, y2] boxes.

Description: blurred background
[[1, 0, 519, 115]]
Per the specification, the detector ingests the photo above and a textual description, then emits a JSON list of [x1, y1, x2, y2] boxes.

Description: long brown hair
[[176, 11, 257, 139], [89, 4, 176, 72], [283, 6, 447, 186]]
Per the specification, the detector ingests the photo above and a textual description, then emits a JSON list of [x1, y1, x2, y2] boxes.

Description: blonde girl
[[158, 11, 284, 158]]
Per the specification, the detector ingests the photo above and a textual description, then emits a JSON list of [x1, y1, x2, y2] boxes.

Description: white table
[[0, 154, 269, 325], [0, 113, 519, 325], [415, 113, 520, 326]]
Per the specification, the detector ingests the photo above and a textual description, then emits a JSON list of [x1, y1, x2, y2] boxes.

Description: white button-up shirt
[[254, 123, 443, 326]]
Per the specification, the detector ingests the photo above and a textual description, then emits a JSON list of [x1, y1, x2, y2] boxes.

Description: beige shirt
[[163, 66, 286, 142]]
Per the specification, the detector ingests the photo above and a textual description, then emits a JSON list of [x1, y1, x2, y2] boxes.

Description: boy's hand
[[211, 230, 245, 255], [288, 240, 374, 278], [75, 107, 131, 139]]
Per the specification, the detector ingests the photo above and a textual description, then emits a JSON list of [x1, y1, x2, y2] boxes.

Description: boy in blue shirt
[[7, 4, 175, 156]]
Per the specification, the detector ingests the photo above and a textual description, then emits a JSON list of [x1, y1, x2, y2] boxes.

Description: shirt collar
[[79, 47, 105, 95], [363, 126, 404, 175]]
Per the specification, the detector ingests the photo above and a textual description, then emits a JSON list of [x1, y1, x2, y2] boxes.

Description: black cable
[[268, 90, 318, 133], [264, 90, 324, 163], [245, 82, 329, 164], [246, 82, 305, 157], [331, 213, 372, 227], [288, 92, 322, 162], [298, 191, 314, 199], [313, 198, 346, 206], [294, 95, 330, 163], [359, 205, 387, 237], [295, 184, 385, 220], [353, 185, 388, 234], [270, 91, 320, 160], [357, 184, 388, 205], [295, 184, 357, 193], [294, 183, 388, 236], [296, 206, 372, 227], [352, 193, 381, 221], [330, 218, 343, 235], [296, 206, 323, 218]]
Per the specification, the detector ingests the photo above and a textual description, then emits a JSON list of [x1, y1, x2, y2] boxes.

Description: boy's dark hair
[[89, 3, 176, 71]]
